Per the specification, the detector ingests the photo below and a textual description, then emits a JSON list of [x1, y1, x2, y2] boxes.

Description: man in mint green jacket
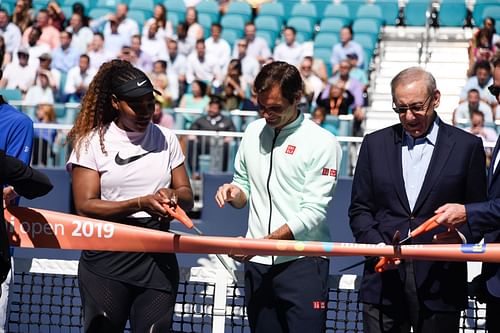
[[215, 61, 342, 333]]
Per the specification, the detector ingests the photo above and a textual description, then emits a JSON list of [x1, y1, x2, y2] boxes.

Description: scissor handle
[[163, 204, 194, 229], [409, 213, 442, 238]]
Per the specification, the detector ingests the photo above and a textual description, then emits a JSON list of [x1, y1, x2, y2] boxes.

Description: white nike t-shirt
[[67, 121, 184, 218]]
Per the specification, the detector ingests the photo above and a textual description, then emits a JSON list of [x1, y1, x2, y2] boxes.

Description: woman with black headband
[[66, 59, 193, 332]]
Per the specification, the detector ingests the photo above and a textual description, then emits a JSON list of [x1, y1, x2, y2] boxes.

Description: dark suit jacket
[[349, 119, 487, 311], [467, 137, 500, 298], [0, 150, 53, 282]]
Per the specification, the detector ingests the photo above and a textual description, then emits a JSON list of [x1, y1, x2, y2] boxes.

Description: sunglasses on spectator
[[488, 84, 500, 98]]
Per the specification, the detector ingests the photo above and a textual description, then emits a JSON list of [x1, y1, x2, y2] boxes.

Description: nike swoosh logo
[[137, 80, 147, 86], [114, 151, 151, 165]]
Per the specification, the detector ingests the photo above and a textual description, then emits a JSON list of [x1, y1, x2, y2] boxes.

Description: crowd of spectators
[[454, 16, 500, 154], [0, 1, 371, 134]]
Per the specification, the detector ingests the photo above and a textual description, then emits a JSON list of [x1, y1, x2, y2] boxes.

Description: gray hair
[[390, 67, 437, 97]]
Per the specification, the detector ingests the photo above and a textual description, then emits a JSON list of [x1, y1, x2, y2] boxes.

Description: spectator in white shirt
[[186, 39, 222, 85], [273, 27, 303, 67], [234, 39, 260, 83], [174, 22, 194, 57], [15, 26, 50, 68], [205, 23, 231, 70], [232, 22, 271, 65], [103, 16, 129, 57], [130, 34, 153, 73], [37, 52, 61, 95], [164, 38, 187, 98], [330, 26, 365, 74], [24, 69, 55, 105], [150, 59, 179, 103], [142, 4, 173, 41], [140, 22, 167, 61], [454, 88, 494, 125], [66, 12, 93, 55], [102, 4, 139, 43], [466, 109, 498, 163], [0, 9, 21, 56], [63, 54, 96, 102], [185, 7, 204, 43], [87, 32, 114, 71], [0, 47, 36, 96], [300, 56, 325, 108]]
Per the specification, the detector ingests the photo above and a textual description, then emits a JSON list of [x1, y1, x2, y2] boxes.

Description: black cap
[[112, 74, 161, 99]]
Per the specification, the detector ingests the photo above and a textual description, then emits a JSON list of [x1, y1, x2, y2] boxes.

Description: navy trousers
[[244, 257, 329, 333]]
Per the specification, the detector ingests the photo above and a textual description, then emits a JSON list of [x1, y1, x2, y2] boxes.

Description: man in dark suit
[[0, 150, 53, 288], [349, 67, 487, 332], [436, 54, 500, 332]]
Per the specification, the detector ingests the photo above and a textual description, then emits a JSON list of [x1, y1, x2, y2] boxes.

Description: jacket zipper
[[266, 129, 280, 265]]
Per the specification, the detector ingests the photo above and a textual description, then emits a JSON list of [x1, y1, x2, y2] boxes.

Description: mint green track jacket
[[232, 112, 343, 265]]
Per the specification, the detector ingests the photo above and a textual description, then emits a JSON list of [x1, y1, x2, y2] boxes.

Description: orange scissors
[[340, 214, 442, 273]]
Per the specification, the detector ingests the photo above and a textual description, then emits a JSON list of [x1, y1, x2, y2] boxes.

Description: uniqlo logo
[[312, 301, 326, 310], [322, 168, 329, 175], [330, 169, 337, 178], [285, 145, 296, 154]]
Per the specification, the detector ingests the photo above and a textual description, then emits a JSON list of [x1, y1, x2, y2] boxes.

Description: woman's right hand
[[137, 193, 169, 217]]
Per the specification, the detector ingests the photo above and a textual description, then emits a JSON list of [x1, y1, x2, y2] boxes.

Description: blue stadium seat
[[1, 2, 13, 15], [314, 0, 335, 16], [60, 6, 73, 20], [286, 16, 314, 41], [324, 3, 351, 24], [356, 4, 384, 26], [88, 7, 112, 21], [198, 13, 213, 38], [221, 28, 242, 46], [375, 0, 400, 26], [319, 18, 346, 34], [472, 0, 498, 26], [220, 14, 246, 31], [404, 0, 430, 26], [95, 0, 119, 10], [439, 0, 467, 27], [256, 30, 276, 50], [0, 89, 22, 102], [196, 0, 220, 23], [128, 9, 151, 27], [258, 2, 285, 24], [254, 15, 281, 37], [167, 11, 180, 27], [64, 0, 90, 9], [482, 5, 500, 21], [313, 47, 332, 64], [342, 0, 367, 22], [164, 0, 186, 16], [225, 1, 252, 22], [290, 2, 318, 25], [314, 32, 339, 49], [129, 0, 155, 12], [352, 18, 382, 36], [353, 33, 377, 52]]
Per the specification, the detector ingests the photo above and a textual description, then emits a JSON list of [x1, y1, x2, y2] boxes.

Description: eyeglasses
[[488, 84, 500, 98], [392, 94, 433, 114]]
